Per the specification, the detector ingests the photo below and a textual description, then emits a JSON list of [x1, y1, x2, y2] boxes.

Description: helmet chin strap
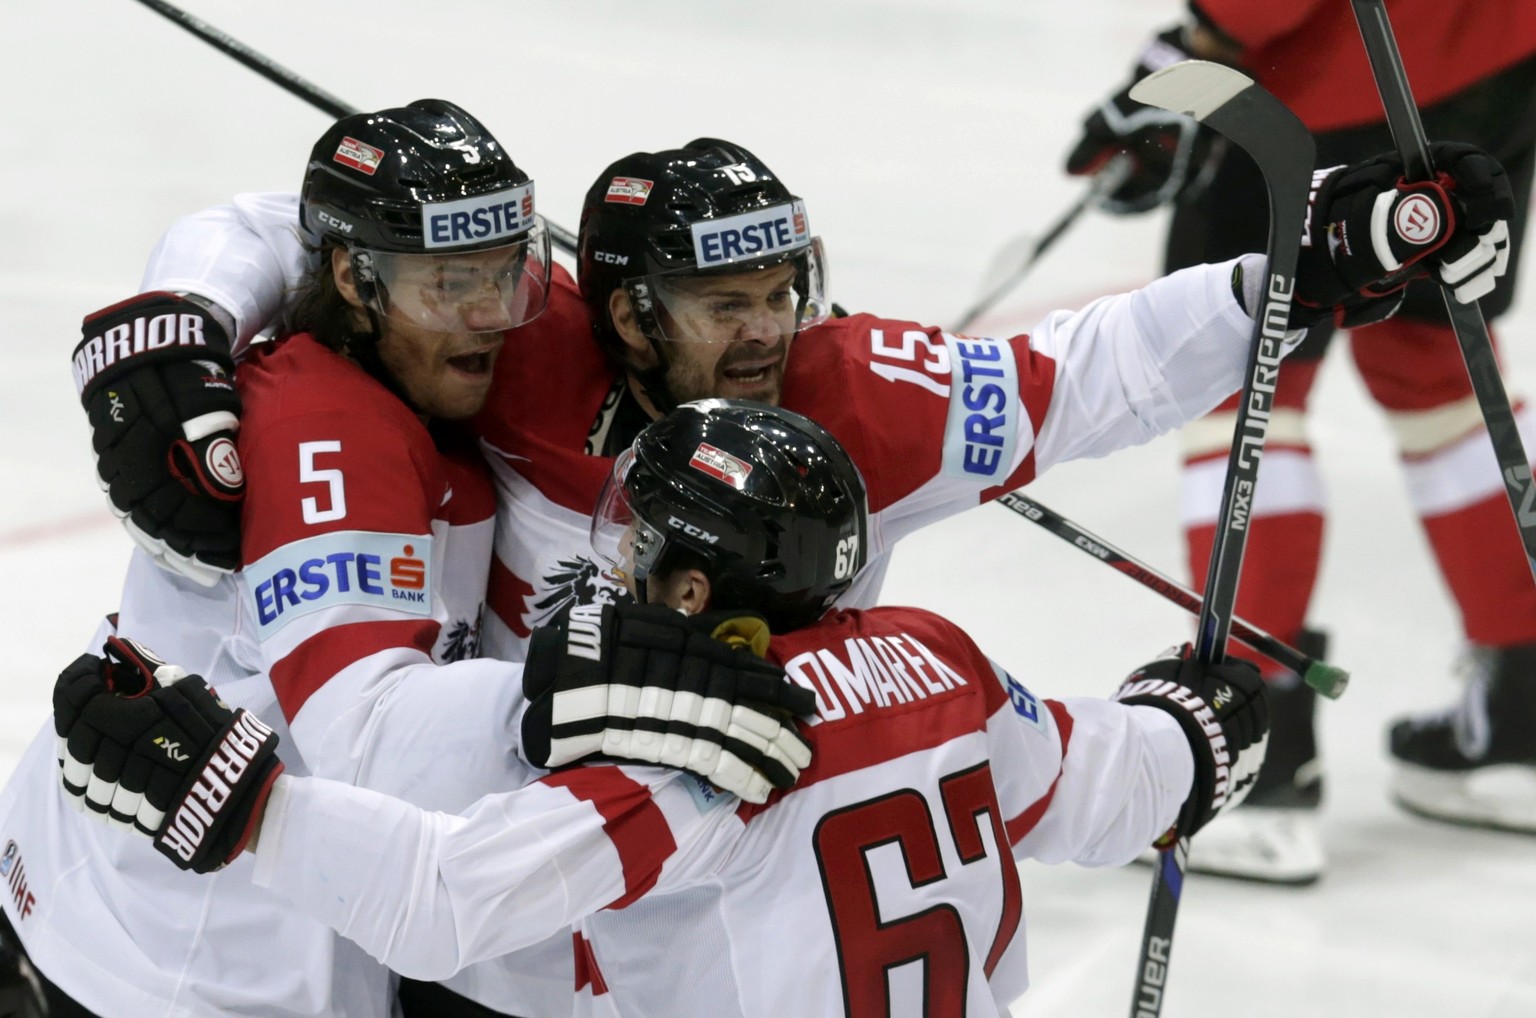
[[631, 343, 680, 417], [620, 281, 682, 416]]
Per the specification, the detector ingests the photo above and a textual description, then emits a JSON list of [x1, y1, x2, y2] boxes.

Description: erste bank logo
[[1002, 670, 1045, 731], [690, 200, 810, 268], [939, 334, 1025, 481], [247, 531, 432, 634], [421, 182, 536, 249]]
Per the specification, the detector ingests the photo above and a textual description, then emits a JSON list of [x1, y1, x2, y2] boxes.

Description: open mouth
[[723, 364, 772, 384], [721, 353, 781, 386], [446, 346, 499, 377]]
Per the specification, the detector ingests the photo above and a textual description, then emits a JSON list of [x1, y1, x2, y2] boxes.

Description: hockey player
[[51, 399, 1272, 1017], [0, 103, 814, 1018], [1065, 0, 1536, 881]]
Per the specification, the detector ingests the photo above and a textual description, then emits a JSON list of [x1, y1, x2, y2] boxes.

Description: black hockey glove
[[74, 291, 244, 586], [1063, 26, 1225, 215], [53, 636, 283, 874], [1113, 644, 1267, 842], [1292, 142, 1515, 328], [522, 602, 816, 804]]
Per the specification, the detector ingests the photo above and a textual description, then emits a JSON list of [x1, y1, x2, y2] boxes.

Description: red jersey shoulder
[[239, 334, 425, 441], [473, 268, 625, 514], [765, 607, 998, 788], [781, 314, 1051, 510], [781, 315, 948, 511], [475, 264, 615, 455], [237, 334, 461, 557]]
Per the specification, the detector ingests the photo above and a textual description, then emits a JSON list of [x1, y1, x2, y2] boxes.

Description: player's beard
[[665, 338, 790, 406]]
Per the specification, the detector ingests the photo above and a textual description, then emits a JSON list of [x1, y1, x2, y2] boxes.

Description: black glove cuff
[[521, 621, 582, 767], [75, 291, 234, 403]]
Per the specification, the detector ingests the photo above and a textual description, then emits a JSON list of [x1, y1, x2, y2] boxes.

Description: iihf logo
[[3, 838, 36, 920]]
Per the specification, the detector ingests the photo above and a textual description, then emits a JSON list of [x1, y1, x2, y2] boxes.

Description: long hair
[[289, 242, 374, 353]]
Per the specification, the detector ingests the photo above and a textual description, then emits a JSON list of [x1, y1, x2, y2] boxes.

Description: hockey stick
[[1121, 62, 1314, 1018], [129, 0, 582, 257], [1349, 0, 1536, 584], [952, 156, 1133, 333], [993, 491, 1348, 697]]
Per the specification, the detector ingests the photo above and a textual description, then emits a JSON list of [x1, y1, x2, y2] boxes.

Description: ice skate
[[1389, 643, 1536, 834]]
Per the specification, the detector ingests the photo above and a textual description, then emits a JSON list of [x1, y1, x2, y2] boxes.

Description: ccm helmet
[[300, 99, 550, 333], [577, 139, 830, 364], [592, 399, 866, 630]]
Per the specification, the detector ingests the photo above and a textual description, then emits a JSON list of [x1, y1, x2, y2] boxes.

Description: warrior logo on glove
[[74, 292, 245, 584], [1113, 644, 1269, 841], [54, 635, 284, 874], [1292, 142, 1515, 327]]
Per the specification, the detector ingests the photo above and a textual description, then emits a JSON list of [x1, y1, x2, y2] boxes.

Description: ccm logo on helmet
[[691, 201, 810, 268], [667, 516, 720, 544], [315, 209, 354, 235], [939, 335, 1024, 480], [422, 182, 536, 249]]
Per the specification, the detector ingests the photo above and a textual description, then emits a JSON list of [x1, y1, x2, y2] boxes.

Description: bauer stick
[[1349, 0, 1536, 584], [1121, 62, 1315, 1018], [993, 491, 1348, 697], [952, 155, 1133, 333], [129, 0, 582, 257]]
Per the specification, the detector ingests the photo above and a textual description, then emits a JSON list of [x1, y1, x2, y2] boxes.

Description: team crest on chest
[[524, 556, 631, 631]]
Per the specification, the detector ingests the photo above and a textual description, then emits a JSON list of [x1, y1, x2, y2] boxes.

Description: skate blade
[[1135, 807, 1325, 885], [1391, 762, 1536, 834]]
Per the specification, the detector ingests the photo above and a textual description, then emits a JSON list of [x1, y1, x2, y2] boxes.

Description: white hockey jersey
[[250, 606, 1195, 1016]]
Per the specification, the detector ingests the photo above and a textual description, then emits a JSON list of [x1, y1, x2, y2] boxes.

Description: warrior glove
[[1063, 26, 1225, 215], [1292, 142, 1515, 328], [1113, 644, 1267, 843], [74, 292, 244, 586], [54, 636, 282, 873], [522, 603, 816, 804]]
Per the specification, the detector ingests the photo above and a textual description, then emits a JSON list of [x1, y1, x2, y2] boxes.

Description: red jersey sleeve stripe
[[541, 768, 677, 909], [270, 619, 441, 722], [1003, 699, 1075, 845]]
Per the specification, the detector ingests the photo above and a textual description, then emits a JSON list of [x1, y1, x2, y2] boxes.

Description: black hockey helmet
[[577, 138, 830, 365], [591, 399, 866, 630], [300, 99, 550, 333]]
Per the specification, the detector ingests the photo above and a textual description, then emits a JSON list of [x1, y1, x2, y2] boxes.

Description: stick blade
[[1130, 60, 1254, 122]]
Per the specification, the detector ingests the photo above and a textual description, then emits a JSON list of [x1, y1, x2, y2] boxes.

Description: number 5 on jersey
[[300, 441, 347, 524]]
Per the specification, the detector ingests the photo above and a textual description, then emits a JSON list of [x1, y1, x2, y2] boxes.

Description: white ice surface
[[2, 1, 1533, 1015]]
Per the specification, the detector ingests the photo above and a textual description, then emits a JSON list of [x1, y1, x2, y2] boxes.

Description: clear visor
[[590, 448, 668, 583], [629, 236, 829, 344], [356, 219, 552, 334]]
